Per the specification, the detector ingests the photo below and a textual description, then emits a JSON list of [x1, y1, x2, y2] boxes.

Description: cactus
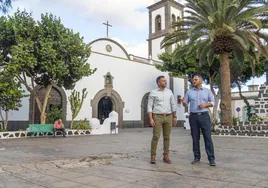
[[69, 88, 88, 129]]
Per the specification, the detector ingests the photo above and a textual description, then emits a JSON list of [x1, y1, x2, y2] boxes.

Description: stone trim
[[91, 89, 124, 128], [103, 72, 114, 89], [140, 92, 150, 128], [6, 121, 29, 131], [147, 0, 184, 56], [176, 120, 184, 127], [123, 121, 143, 128], [29, 85, 67, 124], [149, 29, 168, 40], [88, 38, 130, 60], [147, 0, 184, 12], [0, 130, 91, 139], [91, 51, 156, 66], [169, 73, 174, 92]]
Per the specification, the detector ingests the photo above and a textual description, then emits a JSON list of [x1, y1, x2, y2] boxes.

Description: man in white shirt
[[147, 76, 177, 164]]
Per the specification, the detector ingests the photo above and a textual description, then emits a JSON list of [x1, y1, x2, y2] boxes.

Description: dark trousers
[[53, 128, 65, 137], [189, 113, 215, 162]]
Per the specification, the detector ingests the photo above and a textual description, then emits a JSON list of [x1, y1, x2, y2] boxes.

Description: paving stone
[[0, 128, 267, 188], [88, 178, 129, 188], [49, 180, 82, 188]]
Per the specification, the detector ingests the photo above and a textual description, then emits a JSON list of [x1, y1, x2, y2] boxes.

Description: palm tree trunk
[[219, 52, 232, 125]]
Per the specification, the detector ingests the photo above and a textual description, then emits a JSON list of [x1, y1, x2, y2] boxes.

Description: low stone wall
[[214, 123, 268, 137], [0, 129, 91, 139]]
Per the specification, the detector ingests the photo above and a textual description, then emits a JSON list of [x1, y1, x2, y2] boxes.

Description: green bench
[[28, 124, 54, 137], [29, 124, 54, 133], [28, 124, 66, 137]]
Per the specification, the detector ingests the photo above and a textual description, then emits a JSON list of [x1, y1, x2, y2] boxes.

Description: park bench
[[28, 124, 54, 137]]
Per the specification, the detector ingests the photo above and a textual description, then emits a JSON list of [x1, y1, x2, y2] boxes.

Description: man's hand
[[198, 103, 207, 109], [173, 117, 177, 126], [181, 97, 187, 106], [150, 118, 155, 127]]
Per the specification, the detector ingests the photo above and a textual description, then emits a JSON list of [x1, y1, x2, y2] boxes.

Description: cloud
[[64, 0, 155, 31], [111, 37, 148, 58], [12, 0, 155, 31]]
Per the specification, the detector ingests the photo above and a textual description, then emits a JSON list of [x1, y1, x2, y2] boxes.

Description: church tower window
[[172, 14, 176, 23], [155, 15, 162, 31], [148, 0, 184, 60]]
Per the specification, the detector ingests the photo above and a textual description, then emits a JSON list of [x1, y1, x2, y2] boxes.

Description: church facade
[[4, 0, 188, 130]]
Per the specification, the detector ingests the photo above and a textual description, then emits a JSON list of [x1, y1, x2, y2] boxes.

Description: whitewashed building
[[4, 0, 188, 130]]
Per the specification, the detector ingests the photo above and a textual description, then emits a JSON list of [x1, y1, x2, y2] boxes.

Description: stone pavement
[[0, 128, 267, 188]]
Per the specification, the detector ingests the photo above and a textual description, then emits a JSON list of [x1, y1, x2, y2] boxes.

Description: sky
[[4, 0, 267, 91]]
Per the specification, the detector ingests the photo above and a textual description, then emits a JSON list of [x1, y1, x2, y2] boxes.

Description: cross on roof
[[103, 21, 112, 38]]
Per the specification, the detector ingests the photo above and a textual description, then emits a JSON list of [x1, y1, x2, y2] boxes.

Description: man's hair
[[193, 74, 203, 81], [156, 76, 165, 84]]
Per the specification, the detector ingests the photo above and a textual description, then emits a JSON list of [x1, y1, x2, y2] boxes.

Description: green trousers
[[151, 114, 172, 156]]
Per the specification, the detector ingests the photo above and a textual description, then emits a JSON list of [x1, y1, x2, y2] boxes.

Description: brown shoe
[[150, 156, 156, 164], [163, 156, 171, 164]]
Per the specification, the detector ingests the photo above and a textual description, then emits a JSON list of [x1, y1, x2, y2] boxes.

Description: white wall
[[152, 36, 165, 60], [3, 85, 30, 121], [152, 7, 165, 33], [69, 52, 174, 121], [230, 91, 258, 121], [171, 7, 182, 19]]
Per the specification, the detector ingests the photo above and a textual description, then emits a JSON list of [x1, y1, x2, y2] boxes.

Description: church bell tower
[[147, 0, 184, 61]]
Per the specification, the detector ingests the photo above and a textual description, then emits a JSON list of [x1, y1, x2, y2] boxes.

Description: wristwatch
[[173, 116, 177, 118]]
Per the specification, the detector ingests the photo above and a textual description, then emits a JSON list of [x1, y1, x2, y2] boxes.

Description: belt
[[190, 111, 208, 115], [154, 113, 172, 116]]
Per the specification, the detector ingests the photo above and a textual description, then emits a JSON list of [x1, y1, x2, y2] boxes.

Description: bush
[[0, 129, 8, 132], [232, 116, 240, 126], [46, 105, 65, 124], [251, 115, 263, 122], [73, 118, 92, 130]]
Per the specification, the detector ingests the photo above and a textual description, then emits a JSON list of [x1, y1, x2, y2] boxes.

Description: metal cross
[[103, 21, 112, 38]]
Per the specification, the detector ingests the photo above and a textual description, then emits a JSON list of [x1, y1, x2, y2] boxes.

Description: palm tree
[[161, 0, 268, 125], [0, 0, 12, 14]]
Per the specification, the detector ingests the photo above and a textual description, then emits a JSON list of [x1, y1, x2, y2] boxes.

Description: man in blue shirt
[[181, 75, 216, 166]]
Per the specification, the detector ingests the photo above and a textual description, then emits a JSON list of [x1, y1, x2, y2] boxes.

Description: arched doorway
[[91, 89, 124, 127], [98, 96, 113, 123], [141, 92, 151, 128], [29, 85, 67, 124]]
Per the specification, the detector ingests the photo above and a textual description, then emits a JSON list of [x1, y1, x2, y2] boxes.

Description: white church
[[6, 0, 188, 130]]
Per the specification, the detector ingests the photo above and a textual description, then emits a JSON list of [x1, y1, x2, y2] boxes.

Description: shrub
[[73, 118, 92, 130], [251, 115, 263, 122], [232, 116, 240, 126], [46, 105, 65, 124]]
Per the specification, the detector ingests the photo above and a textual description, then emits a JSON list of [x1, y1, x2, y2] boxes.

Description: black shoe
[[209, 161, 216, 166], [191, 159, 200, 164]]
